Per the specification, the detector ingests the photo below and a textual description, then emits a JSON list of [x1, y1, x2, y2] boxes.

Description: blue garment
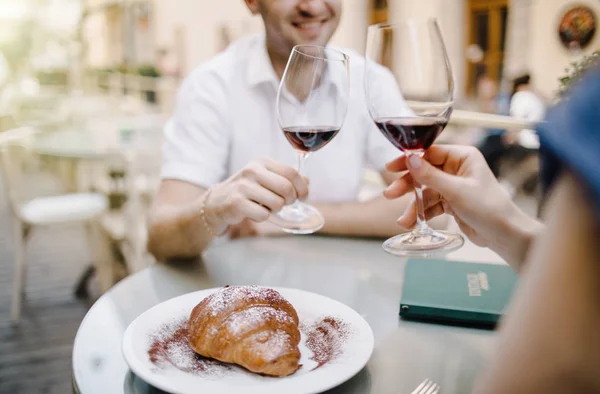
[[537, 66, 600, 218], [496, 91, 511, 116], [487, 92, 511, 137]]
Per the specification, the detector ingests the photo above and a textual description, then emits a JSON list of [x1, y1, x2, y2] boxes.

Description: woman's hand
[[384, 145, 542, 269]]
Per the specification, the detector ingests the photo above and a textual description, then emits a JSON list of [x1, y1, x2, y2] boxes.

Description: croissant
[[188, 285, 301, 377]]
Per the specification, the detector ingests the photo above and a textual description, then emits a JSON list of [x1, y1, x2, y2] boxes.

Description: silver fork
[[411, 379, 440, 394]]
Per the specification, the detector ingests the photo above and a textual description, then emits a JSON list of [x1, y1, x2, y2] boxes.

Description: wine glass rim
[[291, 45, 348, 62], [368, 17, 440, 30]]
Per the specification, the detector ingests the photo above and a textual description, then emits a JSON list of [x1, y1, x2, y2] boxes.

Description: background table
[[33, 129, 123, 160], [72, 236, 503, 394]]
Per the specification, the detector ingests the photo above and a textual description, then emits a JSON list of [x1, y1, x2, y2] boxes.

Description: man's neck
[[265, 40, 290, 80]]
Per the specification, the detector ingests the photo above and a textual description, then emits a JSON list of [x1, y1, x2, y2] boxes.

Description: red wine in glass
[[365, 19, 463, 257], [271, 45, 349, 235], [282, 126, 340, 153], [374, 116, 447, 152]]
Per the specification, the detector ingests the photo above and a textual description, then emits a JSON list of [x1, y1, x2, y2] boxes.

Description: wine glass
[[364, 19, 464, 257], [270, 45, 349, 234]]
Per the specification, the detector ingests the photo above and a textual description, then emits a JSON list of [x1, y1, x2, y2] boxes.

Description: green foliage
[[0, 19, 36, 72], [135, 64, 161, 78], [35, 69, 68, 86], [557, 51, 599, 98]]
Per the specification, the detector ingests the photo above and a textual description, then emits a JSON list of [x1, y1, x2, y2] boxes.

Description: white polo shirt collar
[[246, 36, 279, 89], [246, 37, 347, 98]]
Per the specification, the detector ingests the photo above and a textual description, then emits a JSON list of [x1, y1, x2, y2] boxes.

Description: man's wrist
[[199, 188, 228, 236]]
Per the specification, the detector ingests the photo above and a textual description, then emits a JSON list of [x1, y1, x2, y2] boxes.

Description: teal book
[[400, 259, 519, 328]]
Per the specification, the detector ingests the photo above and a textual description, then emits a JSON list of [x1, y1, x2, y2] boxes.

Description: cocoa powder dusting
[[303, 316, 350, 370], [147, 318, 232, 376], [147, 315, 351, 377]]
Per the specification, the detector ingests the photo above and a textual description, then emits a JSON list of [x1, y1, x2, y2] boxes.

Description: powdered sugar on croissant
[[188, 286, 301, 377]]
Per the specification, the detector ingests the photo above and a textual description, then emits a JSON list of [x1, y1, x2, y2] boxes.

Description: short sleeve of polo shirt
[[160, 68, 230, 188]]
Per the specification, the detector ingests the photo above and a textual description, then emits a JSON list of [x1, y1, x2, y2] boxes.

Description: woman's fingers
[[384, 172, 413, 199], [385, 154, 408, 172], [397, 198, 417, 228], [385, 146, 455, 173], [425, 202, 446, 222], [396, 188, 445, 228], [386, 146, 477, 174], [398, 201, 447, 229]]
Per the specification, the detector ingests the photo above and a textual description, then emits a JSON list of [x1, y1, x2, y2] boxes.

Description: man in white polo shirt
[[148, 0, 437, 260]]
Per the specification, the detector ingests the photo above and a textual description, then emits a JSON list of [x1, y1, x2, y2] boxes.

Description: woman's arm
[[475, 173, 600, 393]]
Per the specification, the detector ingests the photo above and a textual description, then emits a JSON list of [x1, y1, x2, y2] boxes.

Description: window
[[466, 0, 509, 95], [369, 0, 392, 68], [370, 0, 388, 25]]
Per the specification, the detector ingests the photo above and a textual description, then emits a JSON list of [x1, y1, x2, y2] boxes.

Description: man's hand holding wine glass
[[203, 158, 309, 233]]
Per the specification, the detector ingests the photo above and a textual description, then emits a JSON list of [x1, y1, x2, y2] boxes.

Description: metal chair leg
[[21, 224, 32, 297], [11, 220, 29, 324], [73, 221, 98, 299], [83, 219, 124, 293], [74, 265, 96, 299]]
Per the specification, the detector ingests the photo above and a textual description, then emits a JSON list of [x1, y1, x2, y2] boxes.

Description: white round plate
[[122, 287, 374, 394]]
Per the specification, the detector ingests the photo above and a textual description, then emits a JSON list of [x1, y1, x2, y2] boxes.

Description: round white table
[[72, 236, 500, 394]]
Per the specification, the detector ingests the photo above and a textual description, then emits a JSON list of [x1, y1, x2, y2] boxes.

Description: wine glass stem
[[413, 183, 431, 235], [291, 152, 309, 208]]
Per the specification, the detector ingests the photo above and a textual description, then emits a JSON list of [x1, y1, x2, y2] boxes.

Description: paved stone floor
[[0, 175, 97, 394]]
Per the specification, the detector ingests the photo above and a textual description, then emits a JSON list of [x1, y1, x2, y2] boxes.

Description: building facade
[[81, 0, 600, 101]]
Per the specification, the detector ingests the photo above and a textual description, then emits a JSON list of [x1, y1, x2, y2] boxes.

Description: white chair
[[122, 133, 163, 271], [0, 127, 109, 323], [100, 116, 166, 273]]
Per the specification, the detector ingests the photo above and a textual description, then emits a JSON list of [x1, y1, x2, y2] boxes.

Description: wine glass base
[[269, 202, 324, 234], [382, 230, 464, 258]]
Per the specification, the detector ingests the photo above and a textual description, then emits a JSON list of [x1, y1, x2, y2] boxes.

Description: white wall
[[330, 0, 369, 55], [152, 0, 371, 76], [83, 8, 125, 68], [529, 0, 600, 99], [152, 0, 258, 75], [504, 0, 532, 80], [388, 0, 466, 101]]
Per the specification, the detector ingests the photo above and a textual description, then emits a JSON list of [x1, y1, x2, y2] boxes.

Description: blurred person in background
[[385, 67, 600, 393], [479, 74, 546, 173], [147, 0, 436, 261], [476, 74, 508, 178], [478, 73, 545, 196], [506, 74, 546, 149], [157, 47, 181, 80]]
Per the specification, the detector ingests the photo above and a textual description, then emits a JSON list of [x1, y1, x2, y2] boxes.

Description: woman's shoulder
[[537, 66, 600, 220]]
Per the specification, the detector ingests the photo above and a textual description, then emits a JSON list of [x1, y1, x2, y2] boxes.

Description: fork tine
[[410, 379, 430, 394], [417, 379, 435, 394], [421, 381, 435, 394], [424, 382, 439, 394]]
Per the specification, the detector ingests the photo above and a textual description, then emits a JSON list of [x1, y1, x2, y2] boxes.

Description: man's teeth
[[297, 22, 322, 29]]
